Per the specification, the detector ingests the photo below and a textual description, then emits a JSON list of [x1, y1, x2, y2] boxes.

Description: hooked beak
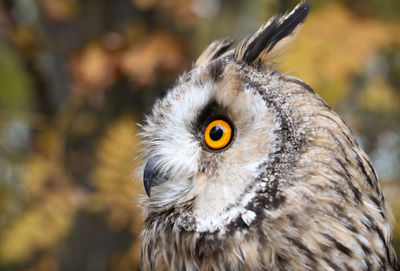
[[143, 158, 161, 197]]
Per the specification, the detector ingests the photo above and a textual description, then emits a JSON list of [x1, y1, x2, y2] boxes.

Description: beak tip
[[143, 158, 165, 198], [143, 159, 157, 198], [144, 178, 151, 197]]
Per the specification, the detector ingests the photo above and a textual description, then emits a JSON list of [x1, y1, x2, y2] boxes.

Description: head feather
[[195, 38, 234, 67], [235, 2, 311, 66]]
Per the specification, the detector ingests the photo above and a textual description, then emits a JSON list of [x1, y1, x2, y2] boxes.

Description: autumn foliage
[[0, 0, 399, 270]]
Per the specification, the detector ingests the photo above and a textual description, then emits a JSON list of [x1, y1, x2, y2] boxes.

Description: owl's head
[[140, 2, 313, 233]]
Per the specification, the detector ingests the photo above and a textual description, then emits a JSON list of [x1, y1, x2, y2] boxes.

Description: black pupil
[[210, 125, 224, 141]]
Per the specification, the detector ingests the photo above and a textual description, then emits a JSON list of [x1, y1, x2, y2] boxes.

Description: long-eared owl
[[139, 2, 398, 270]]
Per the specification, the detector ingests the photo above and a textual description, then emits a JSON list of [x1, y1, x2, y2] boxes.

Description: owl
[[139, 2, 398, 271]]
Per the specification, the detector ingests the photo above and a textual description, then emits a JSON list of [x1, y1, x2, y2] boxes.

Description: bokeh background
[[0, 0, 399, 270]]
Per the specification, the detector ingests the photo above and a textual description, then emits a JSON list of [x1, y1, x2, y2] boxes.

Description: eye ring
[[202, 117, 234, 151]]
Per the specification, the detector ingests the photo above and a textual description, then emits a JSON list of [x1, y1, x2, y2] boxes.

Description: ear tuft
[[195, 38, 234, 67], [235, 2, 311, 66]]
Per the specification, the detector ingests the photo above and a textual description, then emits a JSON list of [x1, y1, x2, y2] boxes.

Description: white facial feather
[[141, 68, 213, 203]]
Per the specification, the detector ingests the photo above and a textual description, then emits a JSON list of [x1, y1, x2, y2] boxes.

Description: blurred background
[[0, 0, 399, 270]]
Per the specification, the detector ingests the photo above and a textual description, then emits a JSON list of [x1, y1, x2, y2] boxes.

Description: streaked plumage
[[139, 2, 398, 270]]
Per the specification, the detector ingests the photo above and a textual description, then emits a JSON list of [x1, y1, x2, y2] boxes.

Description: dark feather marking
[[365, 213, 392, 265], [326, 129, 352, 165], [226, 215, 248, 233], [365, 158, 379, 182], [241, 3, 311, 64], [345, 222, 359, 234], [145, 206, 176, 227], [375, 226, 392, 266], [209, 38, 234, 61], [324, 130, 365, 203], [256, 194, 271, 207], [235, 216, 247, 229], [213, 39, 234, 59], [325, 234, 352, 256], [193, 99, 228, 138], [284, 77, 315, 94], [318, 242, 332, 253], [194, 231, 223, 260], [147, 239, 154, 270], [334, 157, 363, 203], [378, 253, 390, 269], [323, 257, 342, 271], [313, 114, 358, 161], [332, 182, 350, 201], [343, 263, 356, 271], [359, 240, 372, 255], [276, 253, 289, 269], [179, 261, 186, 270], [315, 110, 356, 147], [355, 153, 375, 189], [286, 213, 300, 228], [316, 114, 350, 140], [369, 194, 386, 219], [287, 237, 316, 264], [208, 60, 225, 82], [196, 38, 234, 67]]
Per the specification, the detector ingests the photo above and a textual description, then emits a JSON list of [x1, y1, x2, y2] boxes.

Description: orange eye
[[204, 119, 233, 150]]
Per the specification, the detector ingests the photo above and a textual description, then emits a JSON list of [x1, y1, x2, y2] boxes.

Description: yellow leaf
[[89, 116, 143, 234], [0, 191, 78, 263], [70, 43, 118, 91], [120, 31, 188, 86]]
